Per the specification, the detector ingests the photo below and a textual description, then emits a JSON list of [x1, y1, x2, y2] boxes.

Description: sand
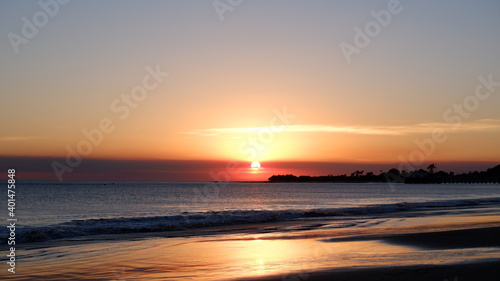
[[241, 261, 500, 281], [238, 226, 500, 281], [3, 214, 500, 280]]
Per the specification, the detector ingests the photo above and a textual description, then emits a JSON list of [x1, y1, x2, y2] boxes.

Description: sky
[[1, 0, 499, 181]]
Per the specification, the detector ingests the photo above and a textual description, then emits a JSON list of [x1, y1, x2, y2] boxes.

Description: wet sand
[[240, 226, 500, 281], [3, 213, 500, 280], [240, 261, 500, 281], [384, 226, 500, 250]]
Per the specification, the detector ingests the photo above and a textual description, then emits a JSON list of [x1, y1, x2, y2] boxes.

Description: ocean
[[3, 181, 500, 243]]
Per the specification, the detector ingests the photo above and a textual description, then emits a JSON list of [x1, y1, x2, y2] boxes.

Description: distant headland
[[268, 164, 500, 184]]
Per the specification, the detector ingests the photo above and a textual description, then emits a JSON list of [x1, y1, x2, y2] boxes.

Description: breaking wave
[[5, 197, 500, 243]]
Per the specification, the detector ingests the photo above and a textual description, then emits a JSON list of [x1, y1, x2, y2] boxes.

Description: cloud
[[399, 119, 500, 134], [183, 119, 500, 137], [183, 125, 403, 136]]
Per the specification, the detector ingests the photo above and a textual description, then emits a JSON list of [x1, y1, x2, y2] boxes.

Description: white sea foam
[[6, 196, 500, 243]]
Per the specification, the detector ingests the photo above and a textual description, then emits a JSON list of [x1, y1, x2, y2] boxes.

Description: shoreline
[[237, 225, 500, 281], [6, 212, 500, 280]]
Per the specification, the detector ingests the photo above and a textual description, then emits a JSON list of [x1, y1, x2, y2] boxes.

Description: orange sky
[[1, 1, 499, 181]]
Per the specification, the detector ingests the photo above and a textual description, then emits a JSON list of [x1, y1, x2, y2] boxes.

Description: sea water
[[1, 181, 500, 243]]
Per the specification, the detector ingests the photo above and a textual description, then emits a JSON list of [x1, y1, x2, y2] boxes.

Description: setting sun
[[2, 1, 500, 280], [251, 161, 261, 169]]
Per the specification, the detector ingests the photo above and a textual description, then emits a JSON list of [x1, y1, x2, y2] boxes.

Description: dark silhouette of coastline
[[268, 164, 500, 184]]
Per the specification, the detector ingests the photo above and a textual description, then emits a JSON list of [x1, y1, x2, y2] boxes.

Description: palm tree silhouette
[[427, 164, 436, 174]]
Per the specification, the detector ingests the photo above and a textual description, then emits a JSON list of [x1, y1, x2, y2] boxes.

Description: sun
[[251, 161, 261, 169]]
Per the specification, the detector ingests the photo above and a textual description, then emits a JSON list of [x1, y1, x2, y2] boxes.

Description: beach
[[5, 216, 500, 280], [2, 181, 500, 280], [245, 261, 500, 281], [3, 1, 500, 279]]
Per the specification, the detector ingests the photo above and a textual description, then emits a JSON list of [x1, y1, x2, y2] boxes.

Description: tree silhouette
[[387, 168, 400, 176], [351, 170, 364, 177], [427, 164, 437, 174]]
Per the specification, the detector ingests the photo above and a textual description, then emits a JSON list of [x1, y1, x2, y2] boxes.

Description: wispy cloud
[[183, 119, 500, 137], [398, 119, 500, 134]]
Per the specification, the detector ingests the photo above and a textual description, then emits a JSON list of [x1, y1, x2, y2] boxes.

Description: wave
[[6, 197, 500, 243]]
